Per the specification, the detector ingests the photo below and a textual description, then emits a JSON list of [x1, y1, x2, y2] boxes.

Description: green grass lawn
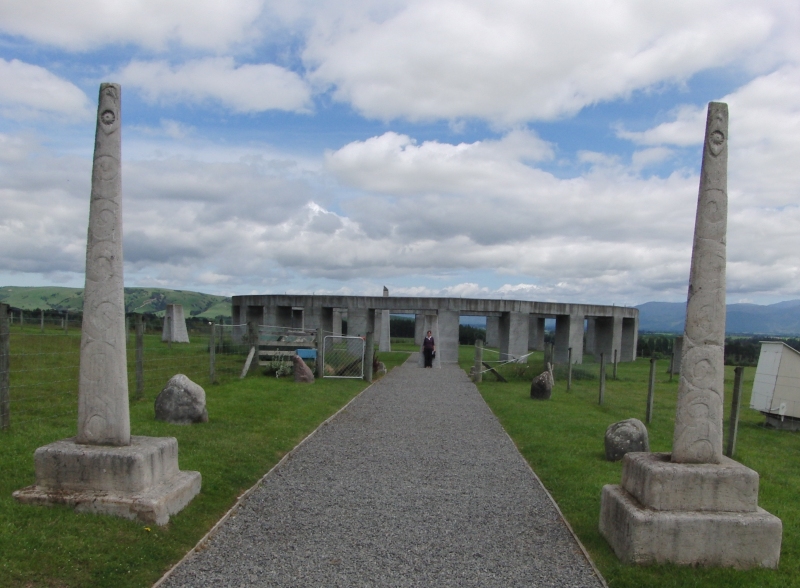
[[1, 326, 412, 588], [460, 346, 800, 587], [4, 332, 798, 587]]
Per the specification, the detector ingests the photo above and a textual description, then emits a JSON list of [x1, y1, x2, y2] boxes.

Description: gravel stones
[[158, 356, 604, 587]]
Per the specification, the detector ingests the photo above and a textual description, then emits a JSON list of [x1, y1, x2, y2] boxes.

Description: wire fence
[[0, 309, 253, 433]]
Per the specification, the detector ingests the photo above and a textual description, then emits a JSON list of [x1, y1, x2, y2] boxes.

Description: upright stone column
[[599, 103, 782, 569], [620, 316, 638, 362], [414, 314, 424, 345], [528, 316, 545, 351], [77, 83, 129, 447], [161, 304, 190, 344], [14, 84, 201, 526], [554, 314, 583, 364], [437, 309, 460, 363], [485, 316, 499, 347], [379, 286, 391, 352], [348, 307, 369, 338], [332, 309, 343, 336], [672, 105, 728, 463], [499, 312, 529, 361]]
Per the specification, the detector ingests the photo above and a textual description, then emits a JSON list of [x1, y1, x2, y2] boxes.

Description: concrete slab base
[[764, 414, 800, 431], [13, 436, 201, 525], [599, 452, 782, 569], [600, 485, 782, 569]]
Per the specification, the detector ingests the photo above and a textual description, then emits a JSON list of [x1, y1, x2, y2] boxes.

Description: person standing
[[423, 330, 435, 368]]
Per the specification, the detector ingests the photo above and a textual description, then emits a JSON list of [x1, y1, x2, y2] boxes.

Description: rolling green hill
[[0, 286, 231, 319]]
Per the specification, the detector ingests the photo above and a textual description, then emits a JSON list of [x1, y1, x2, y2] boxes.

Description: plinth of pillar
[[599, 452, 782, 569], [13, 436, 201, 526]]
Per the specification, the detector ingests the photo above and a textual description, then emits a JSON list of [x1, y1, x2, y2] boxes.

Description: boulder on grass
[[155, 374, 208, 424], [604, 418, 649, 461], [293, 354, 315, 383], [530, 363, 554, 400]]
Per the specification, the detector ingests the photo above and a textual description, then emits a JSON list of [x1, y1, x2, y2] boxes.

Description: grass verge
[[1, 334, 411, 588], [461, 346, 799, 588]]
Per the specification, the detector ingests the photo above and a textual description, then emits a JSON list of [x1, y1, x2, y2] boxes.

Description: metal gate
[[323, 336, 365, 378]]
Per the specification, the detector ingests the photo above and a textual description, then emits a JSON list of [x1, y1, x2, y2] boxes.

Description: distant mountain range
[[0, 286, 231, 319], [637, 300, 800, 335]]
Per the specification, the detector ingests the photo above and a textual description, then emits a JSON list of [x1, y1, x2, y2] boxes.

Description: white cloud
[[326, 129, 553, 194], [0, 59, 91, 120], [117, 57, 312, 113], [0, 0, 265, 51], [304, 0, 784, 124], [616, 65, 800, 208], [631, 147, 674, 170], [616, 104, 707, 147]]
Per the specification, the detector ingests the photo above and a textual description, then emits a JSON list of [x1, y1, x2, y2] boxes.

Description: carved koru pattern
[[672, 102, 728, 464], [706, 106, 727, 157], [77, 83, 129, 446]]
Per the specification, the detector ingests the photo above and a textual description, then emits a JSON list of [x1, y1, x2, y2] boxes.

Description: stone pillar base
[[13, 436, 201, 526], [599, 452, 781, 569]]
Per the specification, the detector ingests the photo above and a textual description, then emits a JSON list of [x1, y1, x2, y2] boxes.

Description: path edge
[[476, 378, 610, 588], [151, 361, 404, 588]]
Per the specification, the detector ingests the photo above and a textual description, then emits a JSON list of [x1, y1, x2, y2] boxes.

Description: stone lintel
[[599, 484, 782, 569], [621, 452, 759, 513], [30, 436, 181, 493]]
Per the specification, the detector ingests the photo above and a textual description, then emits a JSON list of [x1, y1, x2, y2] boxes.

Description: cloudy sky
[[1, 0, 799, 306]]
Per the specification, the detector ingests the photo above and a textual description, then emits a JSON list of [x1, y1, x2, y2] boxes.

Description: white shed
[[751, 341, 800, 423]]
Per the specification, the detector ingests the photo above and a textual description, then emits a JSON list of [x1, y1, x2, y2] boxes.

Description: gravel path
[[158, 355, 605, 587]]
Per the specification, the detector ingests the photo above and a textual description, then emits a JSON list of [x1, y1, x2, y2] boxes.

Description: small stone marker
[[530, 363, 553, 400], [292, 354, 315, 383], [599, 102, 782, 569], [604, 418, 649, 462], [155, 374, 208, 424], [162, 304, 190, 343]]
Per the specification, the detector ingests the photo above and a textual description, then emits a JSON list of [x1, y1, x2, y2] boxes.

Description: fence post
[[40, 309, 44, 333], [364, 331, 374, 383], [726, 367, 744, 458], [20, 310, 23, 328], [669, 353, 674, 382], [1, 303, 10, 431], [209, 322, 217, 384], [135, 314, 144, 400], [473, 339, 483, 383], [248, 321, 259, 376], [646, 357, 656, 424], [613, 348, 618, 380], [64, 311, 69, 334], [315, 329, 324, 379], [567, 347, 573, 392], [599, 352, 606, 405]]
